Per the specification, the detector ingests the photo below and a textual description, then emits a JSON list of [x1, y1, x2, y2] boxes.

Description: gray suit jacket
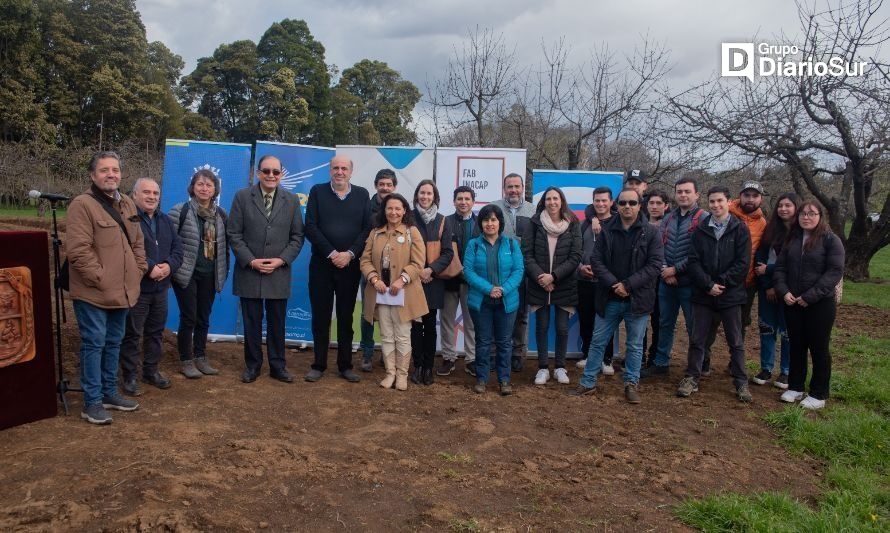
[[227, 185, 304, 299]]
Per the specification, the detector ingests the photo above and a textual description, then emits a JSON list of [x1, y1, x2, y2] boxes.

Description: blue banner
[[254, 142, 336, 342], [159, 139, 252, 337], [528, 169, 625, 355]]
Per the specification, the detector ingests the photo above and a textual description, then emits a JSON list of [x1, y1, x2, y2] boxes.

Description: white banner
[[434, 147, 527, 215], [335, 145, 434, 200]]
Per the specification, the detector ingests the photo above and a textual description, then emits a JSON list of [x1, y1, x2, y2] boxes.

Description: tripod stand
[[47, 199, 81, 414]]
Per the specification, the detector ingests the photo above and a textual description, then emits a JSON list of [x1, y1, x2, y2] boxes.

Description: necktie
[[264, 193, 272, 217]]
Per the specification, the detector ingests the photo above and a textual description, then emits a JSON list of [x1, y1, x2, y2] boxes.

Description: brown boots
[[380, 352, 396, 389], [395, 351, 411, 391]]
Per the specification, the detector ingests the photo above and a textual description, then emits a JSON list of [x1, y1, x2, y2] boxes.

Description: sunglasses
[[259, 168, 282, 176], [617, 200, 639, 206]]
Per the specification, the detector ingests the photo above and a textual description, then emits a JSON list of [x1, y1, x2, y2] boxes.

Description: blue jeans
[[758, 289, 790, 374], [74, 300, 128, 406], [580, 300, 649, 387], [653, 282, 693, 367], [470, 301, 516, 384]]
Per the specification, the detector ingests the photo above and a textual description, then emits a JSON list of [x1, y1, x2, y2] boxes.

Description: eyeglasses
[[259, 168, 282, 176], [800, 211, 820, 218], [617, 200, 639, 206]]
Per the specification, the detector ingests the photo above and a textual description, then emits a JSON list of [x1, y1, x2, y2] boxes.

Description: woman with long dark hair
[[410, 180, 454, 385], [360, 194, 428, 390], [752, 192, 801, 390], [523, 186, 582, 386], [170, 169, 229, 379], [774, 199, 845, 409]]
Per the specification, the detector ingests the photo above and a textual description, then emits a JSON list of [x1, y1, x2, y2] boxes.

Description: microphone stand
[[47, 198, 81, 414]]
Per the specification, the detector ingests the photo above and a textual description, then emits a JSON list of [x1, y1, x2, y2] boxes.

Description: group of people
[[64, 150, 844, 425]]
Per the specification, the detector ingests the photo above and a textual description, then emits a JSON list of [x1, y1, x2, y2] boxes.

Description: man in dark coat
[[303, 155, 372, 383], [676, 185, 752, 402], [120, 178, 183, 396], [228, 155, 305, 384], [573, 188, 663, 404]]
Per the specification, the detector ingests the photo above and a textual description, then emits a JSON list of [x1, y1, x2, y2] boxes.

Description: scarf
[[192, 198, 218, 261], [416, 203, 438, 225], [540, 212, 569, 237]]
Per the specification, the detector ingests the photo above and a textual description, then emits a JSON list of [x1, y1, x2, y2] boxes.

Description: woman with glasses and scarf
[[170, 169, 229, 379]]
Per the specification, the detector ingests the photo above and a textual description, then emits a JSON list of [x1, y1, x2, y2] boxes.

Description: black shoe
[[142, 371, 171, 390], [701, 359, 712, 377], [241, 369, 259, 383], [752, 370, 772, 385], [122, 378, 142, 396], [570, 385, 597, 396], [339, 369, 361, 383], [304, 368, 324, 382], [640, 365, 669, 379], [270, 369, 294, 383], [464, 361, 477, 377], [360, 358, 373, 372], [410, 366, 423, 384], [422, 367, 435, 386], [511, 357, 523, 373], [437, 359, 455, 376]]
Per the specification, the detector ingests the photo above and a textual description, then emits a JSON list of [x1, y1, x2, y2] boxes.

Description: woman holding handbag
[[360, 194, 428, 390], [410, 179, 454, 385]]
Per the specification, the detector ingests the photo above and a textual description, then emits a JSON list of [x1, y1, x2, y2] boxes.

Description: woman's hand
[[489, 286, 503, 299], [755, 262, 767, 276], [765, 288, 777, 302], [373, 279, 387, 294], [390, 278, 405, 295], [537, 273, 554, 288], [420, 267, 433, 283]]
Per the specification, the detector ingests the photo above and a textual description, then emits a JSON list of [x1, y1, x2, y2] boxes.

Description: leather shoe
[[122, 378, 143, 396], [270, 369, 294, 383], [142, 371, 171, 390], [241, 369, 259, 383], [304, 368, 324, 382], [339, 369, 361, 383], [511, 357, 524, 373]]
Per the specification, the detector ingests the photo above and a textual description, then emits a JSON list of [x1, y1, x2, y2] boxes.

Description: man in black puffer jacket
[[574, 188, 663, 404], [677, 185, 752, 402]]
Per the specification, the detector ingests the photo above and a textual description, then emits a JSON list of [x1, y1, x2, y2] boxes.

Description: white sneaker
[[800, 396, 826, 410], [780, 390, 805, 403], [534, 369, 550, 385], [576, 358, 587, 369], [601, 363, 615, 376], [554, 368, 570, 384]]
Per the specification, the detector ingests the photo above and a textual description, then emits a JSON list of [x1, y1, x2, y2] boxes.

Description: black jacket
[[137, 210, 184, 294], [445, 212, 480, 291], [591, 215, 663, 316], [522, 213, 582, 307], [773, 231, 844, 305], [687, 214, 751, 309], [413, 211, 454, 310]]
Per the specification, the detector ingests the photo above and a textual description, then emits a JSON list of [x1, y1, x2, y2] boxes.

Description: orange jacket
[[729, 199, 766, 287]]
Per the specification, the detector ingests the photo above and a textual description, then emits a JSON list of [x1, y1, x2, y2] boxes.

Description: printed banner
[[254, 141, 335, 342], [435, 147, 527, 215], [528, 169, 625, 356], [160, 139, 252, 337], [335, 145, 434, 201]]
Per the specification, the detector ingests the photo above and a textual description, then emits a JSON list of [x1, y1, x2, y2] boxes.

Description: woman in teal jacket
[[463, 204, 525, 395]]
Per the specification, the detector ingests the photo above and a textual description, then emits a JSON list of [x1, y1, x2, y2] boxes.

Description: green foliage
[[677, 332, 890, 531], [336, 59, 421, 145]]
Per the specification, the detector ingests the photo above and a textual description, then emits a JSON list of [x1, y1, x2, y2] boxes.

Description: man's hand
[[661, 266, 677, 279], [783, 292, 797, 306], [149, 264, 165, 281], [251, 258, 284, 274], [612, 282, 629, 298], [331, 251, 352, 269], [795, 296, 809, 308], [664, 275, 678, 286], [765, 287, 777, 302], [754, 262, 767, 276], [578, 264, 594, 279], [708, 283, 725, 296], [591, 217, 602, 234]]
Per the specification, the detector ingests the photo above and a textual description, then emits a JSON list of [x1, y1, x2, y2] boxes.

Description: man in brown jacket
[[67, 151, 148, 425]]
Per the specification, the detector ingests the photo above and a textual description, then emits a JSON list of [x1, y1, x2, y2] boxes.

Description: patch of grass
[[0, 205, 65, 218], [844, 245, 890, 307], [449, 518, 481, 532], [437, 451, 472, 464], [677, 331, 890, 531]]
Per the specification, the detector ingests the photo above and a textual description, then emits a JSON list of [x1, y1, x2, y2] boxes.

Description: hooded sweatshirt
[[729, 199, 766, 287]]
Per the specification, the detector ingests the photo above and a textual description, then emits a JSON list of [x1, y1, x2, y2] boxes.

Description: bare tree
[[667, 0, 889, 279], [428, 26, 516, 147]]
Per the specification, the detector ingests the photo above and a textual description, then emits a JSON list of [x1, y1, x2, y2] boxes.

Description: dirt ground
[[2, 218, 882, 532]]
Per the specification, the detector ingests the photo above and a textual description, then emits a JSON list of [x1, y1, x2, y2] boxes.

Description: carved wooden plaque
[[0, 266, 35, 368]]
